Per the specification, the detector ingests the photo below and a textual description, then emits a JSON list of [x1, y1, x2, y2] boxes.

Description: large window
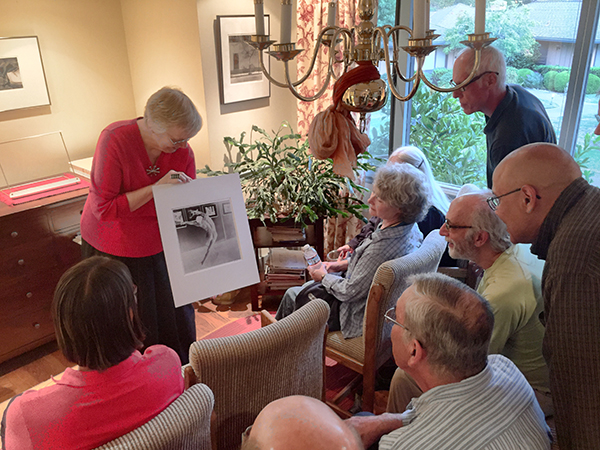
[[367, 0, 600, 187]]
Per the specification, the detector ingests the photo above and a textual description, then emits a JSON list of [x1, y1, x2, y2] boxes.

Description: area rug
[[201, 313, 357, 411]]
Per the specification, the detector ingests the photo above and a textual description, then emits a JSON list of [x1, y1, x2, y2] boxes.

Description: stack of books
[[264, 248, 307, 290]]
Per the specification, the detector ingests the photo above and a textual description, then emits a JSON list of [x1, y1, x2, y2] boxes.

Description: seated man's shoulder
[[481, 246, 541, 306]]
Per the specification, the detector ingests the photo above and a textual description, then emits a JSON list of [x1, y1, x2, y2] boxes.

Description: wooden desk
[[0, 188, 88, 364]]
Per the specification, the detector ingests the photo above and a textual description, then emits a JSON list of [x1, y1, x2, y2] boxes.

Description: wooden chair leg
[[362, 369, 375, 413]]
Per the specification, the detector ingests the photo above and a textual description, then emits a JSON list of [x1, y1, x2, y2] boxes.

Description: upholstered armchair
[[94, 383, 214, 450], [187, 298, 330, 450], [326, 230, 447, 413]]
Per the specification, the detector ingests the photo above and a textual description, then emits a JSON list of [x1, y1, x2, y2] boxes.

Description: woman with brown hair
[[2, 256, 183, 450]]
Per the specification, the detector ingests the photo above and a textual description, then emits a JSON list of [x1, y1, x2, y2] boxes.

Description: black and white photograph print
[[153, 173, 259, 308], [0, 58, 23, 90], [173, 200, 241, 274], [216, 15, 270, 104], [228, 35, 262, 84], [0, 36, 50, 112]]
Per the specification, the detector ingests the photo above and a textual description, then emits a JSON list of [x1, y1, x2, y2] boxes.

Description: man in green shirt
[[387, 192, 550, 415]]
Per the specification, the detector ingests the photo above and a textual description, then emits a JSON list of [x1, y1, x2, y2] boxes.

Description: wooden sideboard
[[0, 188, 88, 364]]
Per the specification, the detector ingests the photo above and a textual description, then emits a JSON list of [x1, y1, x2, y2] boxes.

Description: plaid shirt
[[322, 223, 420, 339], [531, 177, 600, 449]]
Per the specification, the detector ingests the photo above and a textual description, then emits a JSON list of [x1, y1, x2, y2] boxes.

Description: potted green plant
[[198, 123, 378, 227]]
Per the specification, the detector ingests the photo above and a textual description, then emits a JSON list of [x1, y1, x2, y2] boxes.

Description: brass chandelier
[[248, 0, 496, 114]]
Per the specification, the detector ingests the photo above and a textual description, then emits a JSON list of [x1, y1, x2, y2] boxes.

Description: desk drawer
[[0, 273, 59, 318], [47, 196, 86, 234], [0, 210, 52, 248], [0, 236, 58, 277], [0, 304, 54, 361]]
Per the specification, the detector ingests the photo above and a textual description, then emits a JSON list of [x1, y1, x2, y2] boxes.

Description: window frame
[[388, 0, 600, 161]]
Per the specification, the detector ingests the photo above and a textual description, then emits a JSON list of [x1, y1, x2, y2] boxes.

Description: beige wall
[[120, 0, 211, 166], [0, 0, 136, 162], [196, 0, 298, 170], [0, 0, 298, 175]]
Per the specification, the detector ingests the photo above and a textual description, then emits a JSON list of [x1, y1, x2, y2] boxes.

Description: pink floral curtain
[[295, 0, 365, 255], [295, 0, 357, 136]]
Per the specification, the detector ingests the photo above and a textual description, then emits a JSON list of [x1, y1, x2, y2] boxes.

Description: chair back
[[94, 383, 214, 450], [189, 299, 330, 450], [365, 229, 447, 368]]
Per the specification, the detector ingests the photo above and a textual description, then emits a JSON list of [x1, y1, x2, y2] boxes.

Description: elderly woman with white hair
[[337, 145, 455, 267], [275, 163, 429, 339], [80, 87, 202, 364]]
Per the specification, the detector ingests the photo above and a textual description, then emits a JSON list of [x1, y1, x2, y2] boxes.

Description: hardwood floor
[[0, 289, 257, 406]]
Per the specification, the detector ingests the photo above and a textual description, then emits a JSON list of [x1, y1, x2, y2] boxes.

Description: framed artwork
[[154, 174, 259, 307], [216, 15, 270, 104], [203, 203, 217, 217], [0, 36, 50, 113]]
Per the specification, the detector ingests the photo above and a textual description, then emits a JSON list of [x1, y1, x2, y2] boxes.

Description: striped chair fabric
[[94, 383, 214, 450], [189, 298, 330, 450]]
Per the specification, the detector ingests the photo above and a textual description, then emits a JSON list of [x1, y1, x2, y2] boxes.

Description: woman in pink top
[[80, 87, 203, 364], [1, 256, 184, 450]]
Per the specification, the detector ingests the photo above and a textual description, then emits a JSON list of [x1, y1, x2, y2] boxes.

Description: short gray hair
[[144, 86, 202, 138], [465, 192, 511, 253], [458, 46, 506, 89], [403, 273, 494, 379], [374, 163, 430, 224]]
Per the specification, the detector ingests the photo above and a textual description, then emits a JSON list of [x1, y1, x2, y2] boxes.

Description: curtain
[[296, 0, 365, 254]]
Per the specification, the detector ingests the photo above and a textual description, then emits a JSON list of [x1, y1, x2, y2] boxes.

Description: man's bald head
[[492, 143, 582, 243], [242, 396, 363, 450], [494, 143, 581, 194]]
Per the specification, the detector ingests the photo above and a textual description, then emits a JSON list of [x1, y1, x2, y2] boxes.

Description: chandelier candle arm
[[254, 0, 265, 35], [475, 0, 486, 34], [252, 26, 348, 90], [284, 60, 333, 101], [376, 27, 421, 101], [280, 0, 293, 44], [257, 50, 292, 88]]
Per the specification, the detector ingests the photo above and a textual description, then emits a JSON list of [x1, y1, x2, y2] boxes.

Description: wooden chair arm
[[260, 310, 277, 327], [184, 365, 198, 389]]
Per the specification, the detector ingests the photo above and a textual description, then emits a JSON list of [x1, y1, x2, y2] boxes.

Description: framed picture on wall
[[0, 36, 51, 113], [216, 15, 270, 105]]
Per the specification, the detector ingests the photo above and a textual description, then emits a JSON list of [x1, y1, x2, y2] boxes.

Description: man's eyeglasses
[[385, 307, 426, 348], [443, 219, 473, 230], [487, 187, 541, 211], [384, 307, 408, 331], [451, 71, 499, 92]]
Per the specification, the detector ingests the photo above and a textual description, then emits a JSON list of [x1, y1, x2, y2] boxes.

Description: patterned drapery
[[295, 0, 366, 254], [295, 0, 358, 136]]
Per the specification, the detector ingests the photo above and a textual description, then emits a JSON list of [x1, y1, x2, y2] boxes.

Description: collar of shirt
[[484, 85, 514, 130], [531, 177, 588, 260], [56, 350, 143, 387]]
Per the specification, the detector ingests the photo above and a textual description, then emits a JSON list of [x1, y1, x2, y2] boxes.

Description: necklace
[[146, 165, 160, 176]]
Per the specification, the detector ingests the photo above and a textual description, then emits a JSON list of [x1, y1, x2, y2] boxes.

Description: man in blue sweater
[[452, 46, 556, 187]]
